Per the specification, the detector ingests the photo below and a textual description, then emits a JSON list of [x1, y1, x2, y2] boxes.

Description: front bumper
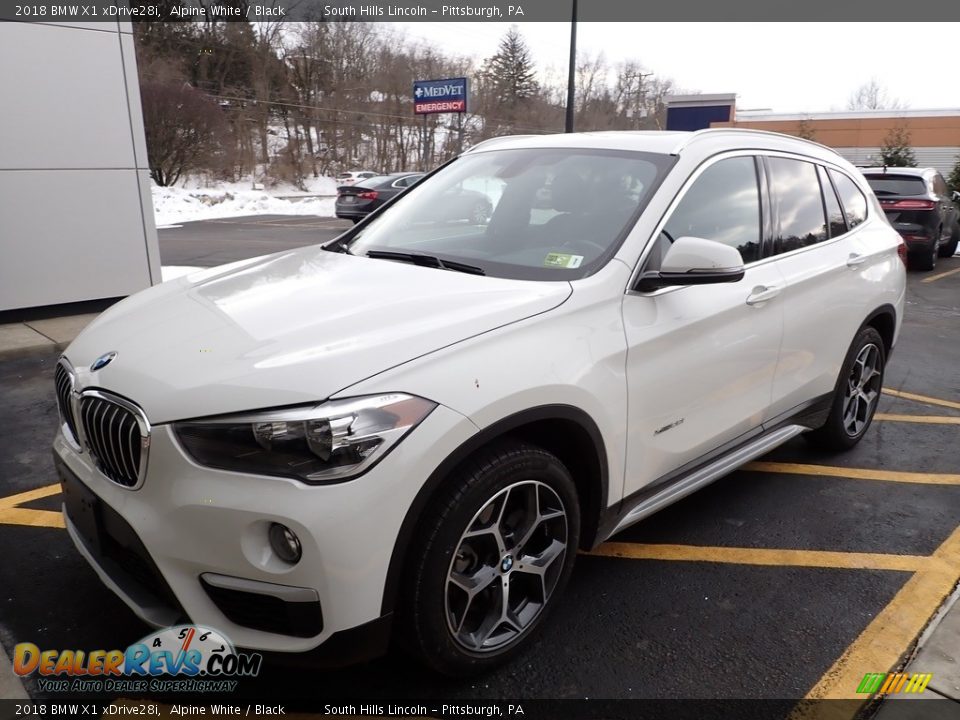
[[54, 403, 477, 654]]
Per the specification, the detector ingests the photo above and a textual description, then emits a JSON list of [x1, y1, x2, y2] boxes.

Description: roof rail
[[670, 127, 840, 156]]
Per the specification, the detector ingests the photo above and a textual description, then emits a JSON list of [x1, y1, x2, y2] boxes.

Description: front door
[[622, 155, 784, 497]]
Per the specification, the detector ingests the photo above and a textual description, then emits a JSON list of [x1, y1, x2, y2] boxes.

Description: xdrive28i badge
[[90, 352, 117, 372]]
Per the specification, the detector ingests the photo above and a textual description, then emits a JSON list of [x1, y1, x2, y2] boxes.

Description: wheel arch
[[863, 303, 897, 358], [379, 404, 608, 616]]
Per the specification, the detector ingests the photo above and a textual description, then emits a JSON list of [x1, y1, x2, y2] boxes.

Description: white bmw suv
[[53, 129, 906, 675]]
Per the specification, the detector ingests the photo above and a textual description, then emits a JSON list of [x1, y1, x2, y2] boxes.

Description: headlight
[[173, 394, 436, 484]]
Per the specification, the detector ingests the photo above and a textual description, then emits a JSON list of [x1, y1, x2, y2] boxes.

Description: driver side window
[[647, 156, 761, 271]]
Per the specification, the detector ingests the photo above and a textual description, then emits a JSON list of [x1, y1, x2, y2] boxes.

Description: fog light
[[269, 523, 302, 564]]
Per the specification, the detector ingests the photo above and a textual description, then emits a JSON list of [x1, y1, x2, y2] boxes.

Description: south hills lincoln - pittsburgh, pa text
[[322, 5, 525, 17]]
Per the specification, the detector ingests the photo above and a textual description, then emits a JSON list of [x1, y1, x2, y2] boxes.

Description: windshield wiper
[[366, 250, 486, 276]]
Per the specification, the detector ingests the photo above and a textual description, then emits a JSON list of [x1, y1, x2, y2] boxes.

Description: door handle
[[846, 253, 867, 268], [745, 285, 781, 305]]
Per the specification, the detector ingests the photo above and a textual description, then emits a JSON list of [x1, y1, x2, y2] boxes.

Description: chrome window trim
[[626, 149, 873, 298]]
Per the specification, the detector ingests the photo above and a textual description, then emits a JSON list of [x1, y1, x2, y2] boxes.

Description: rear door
[[621, 154, 784, 494], [766, 158, 878, 417]]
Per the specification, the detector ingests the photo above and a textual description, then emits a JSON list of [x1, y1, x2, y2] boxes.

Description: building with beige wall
[[714, 108, 960, 176], [0, 21, 159, 312]]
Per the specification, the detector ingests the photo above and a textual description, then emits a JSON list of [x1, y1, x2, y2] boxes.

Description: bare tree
[[847, 79, 905, 111], [141, 80, 227, 186]]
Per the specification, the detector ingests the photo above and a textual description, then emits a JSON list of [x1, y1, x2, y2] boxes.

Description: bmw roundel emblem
[[90, 351, 118, 372]]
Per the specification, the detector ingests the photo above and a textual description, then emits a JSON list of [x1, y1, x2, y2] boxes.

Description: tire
[[940, 222, 959, 258], [399, 441, 580, 676], [805, 326, 886, 451], [351, 218, 363, 225], [914, 233, 939, 271]]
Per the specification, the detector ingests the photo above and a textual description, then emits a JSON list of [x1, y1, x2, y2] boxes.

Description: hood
[[66, 248, 571, 423]]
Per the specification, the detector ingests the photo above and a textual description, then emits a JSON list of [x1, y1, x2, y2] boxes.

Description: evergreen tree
[[482, 26, 539, 107], [947, 156, 960, 193], [879, 125, 917, 167], [796, 117, 816, 141]]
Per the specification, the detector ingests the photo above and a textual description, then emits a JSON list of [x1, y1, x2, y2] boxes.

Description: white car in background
[[334, 170, 378, 184], [53, 129, 905, 676]]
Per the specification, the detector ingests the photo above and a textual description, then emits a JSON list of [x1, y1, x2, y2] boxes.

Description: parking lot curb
[[0, 642, 28, 700], [872, 582, 960, 716], [0, 323, 57, 358], [0, 313, 100, 360]]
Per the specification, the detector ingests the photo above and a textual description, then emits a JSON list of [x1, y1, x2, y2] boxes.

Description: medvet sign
[[414, 78, 468, 115]]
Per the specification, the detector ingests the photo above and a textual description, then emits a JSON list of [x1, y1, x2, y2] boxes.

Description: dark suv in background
[[861, 166, 960, 270]]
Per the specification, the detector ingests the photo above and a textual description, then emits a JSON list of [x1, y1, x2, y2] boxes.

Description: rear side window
[[934, 174, 949, 196], [768, 157, 827, 252], [863, 174, 927, 197], [830, 170, 868, 228], [818, 166, 847, 238], [661, 156, 761, 264]]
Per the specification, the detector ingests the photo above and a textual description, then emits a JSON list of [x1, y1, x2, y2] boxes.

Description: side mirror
[[952, 191, 960, 202], [636, 236, 745, 292]]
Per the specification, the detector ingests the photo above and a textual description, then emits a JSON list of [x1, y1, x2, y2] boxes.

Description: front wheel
[[399, 442, 580, 676], [805, 326, 886, 451]]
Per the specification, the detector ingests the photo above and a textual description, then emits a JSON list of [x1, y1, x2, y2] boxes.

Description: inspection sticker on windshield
[[543, 252, 583, 269]]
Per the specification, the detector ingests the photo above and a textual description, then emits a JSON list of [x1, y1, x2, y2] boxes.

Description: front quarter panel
[[335, 260, 633, 513]]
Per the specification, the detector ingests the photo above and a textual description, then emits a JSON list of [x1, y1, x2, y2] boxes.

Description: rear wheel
[[399, 441, 579, 676], [940, 222, 959, 257], [805, 326, 885, 451]]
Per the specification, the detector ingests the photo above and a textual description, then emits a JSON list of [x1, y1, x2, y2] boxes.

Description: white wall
[[0, 21, 159, 312]]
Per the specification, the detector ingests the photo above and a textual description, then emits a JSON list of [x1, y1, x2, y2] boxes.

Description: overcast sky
[[394, 22, 960, 113]]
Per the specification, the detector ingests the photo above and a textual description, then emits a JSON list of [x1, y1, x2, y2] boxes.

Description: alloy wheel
[[842, 343, 882, 437], [445, 480, 568, 652]]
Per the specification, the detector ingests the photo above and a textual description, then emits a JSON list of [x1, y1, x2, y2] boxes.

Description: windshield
[[864, 175, 928, 197], [342, 148, 673, 280]]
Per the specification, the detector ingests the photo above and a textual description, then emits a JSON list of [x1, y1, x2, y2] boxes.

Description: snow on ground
[[152, 181, 337, 226]]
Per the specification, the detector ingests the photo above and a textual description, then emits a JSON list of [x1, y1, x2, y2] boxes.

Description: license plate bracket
[[57, 459, 102, 555]]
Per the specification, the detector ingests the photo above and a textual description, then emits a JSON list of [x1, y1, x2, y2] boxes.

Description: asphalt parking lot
[[158, 216, 353, 267], [1, 246, 959, 716]]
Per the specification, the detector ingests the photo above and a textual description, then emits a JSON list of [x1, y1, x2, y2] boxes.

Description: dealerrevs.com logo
[[14, 625, 262, 693]]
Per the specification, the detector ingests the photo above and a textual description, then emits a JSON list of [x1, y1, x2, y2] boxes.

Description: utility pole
[[565, 0, 577, 133]]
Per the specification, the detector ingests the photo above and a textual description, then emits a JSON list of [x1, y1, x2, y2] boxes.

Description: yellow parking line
[[745, 461, 960, 485], [587, 543, 941, 573], [0, 483, 61, 510], [875, 413, 960, 425], [0, 507, 64, 529], [801, 524, 960, 703], [921, 266, 960, 283], [883, 388, 960, 411]]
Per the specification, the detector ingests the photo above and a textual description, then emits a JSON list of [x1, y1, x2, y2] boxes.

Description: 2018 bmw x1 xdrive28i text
[[54, 130, 906, 676]]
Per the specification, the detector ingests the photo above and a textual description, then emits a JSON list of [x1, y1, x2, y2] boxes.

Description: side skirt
[[605, 424, 807, 540], [594, 392, 833, 544]]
